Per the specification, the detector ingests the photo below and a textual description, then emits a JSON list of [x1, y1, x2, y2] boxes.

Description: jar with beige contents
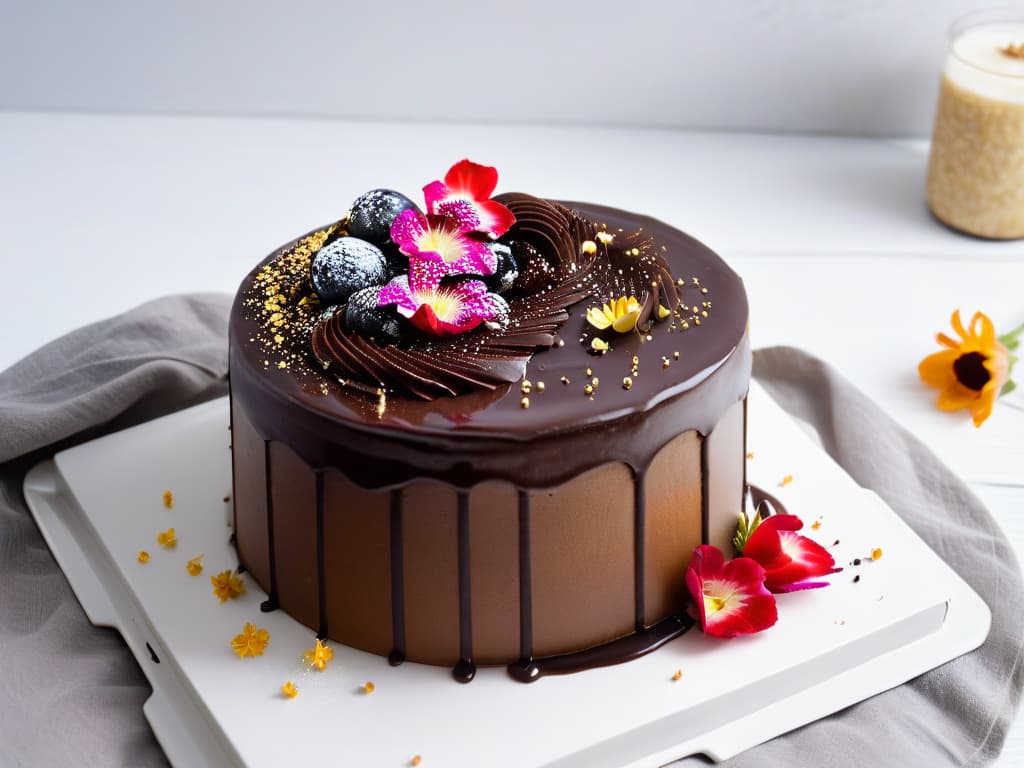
[[927, 8, 1024, 239]]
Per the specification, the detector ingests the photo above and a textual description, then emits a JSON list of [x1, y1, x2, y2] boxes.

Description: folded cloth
[[0, 296, 1020, 767]]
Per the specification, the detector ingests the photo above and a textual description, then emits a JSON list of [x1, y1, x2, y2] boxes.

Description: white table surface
[[3, 110, 1023, 764]]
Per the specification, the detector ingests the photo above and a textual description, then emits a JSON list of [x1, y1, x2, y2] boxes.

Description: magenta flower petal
[[390, 209, 495, 278], [685, 545, 777, 638], [378, 274, 498, 337], [377, 275, 418, 318], [742, 514, 840, 593]]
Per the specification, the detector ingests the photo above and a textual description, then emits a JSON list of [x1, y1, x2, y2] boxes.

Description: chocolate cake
[[228, 161, 750, 682]]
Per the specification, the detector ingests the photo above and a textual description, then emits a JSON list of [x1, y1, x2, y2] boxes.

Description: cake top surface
[[229, 161, 748, 444]]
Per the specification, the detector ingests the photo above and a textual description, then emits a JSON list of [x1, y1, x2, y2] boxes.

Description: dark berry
[[347, 189, 420, 245], [486, 293, 511, 329], [345, 285, 405, 345], [310, 237, 388, 304], [483, 242, 518, 294]]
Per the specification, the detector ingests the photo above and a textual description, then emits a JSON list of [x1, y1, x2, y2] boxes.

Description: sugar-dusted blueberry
[[486, 292, 511, 328], [345, 285, 405, 345], [347, 189, 420, 245], [310, 237, 389, 304], [483, 242, 519, 294]]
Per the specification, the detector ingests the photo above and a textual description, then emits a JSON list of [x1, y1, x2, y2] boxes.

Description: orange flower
[[231, 622, 269, 658], [918, 310, 1019, 427]]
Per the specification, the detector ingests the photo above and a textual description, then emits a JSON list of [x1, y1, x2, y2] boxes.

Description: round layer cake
[[228, 164, 750, 682]]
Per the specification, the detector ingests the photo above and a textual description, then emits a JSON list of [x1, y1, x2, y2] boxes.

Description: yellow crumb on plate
[[281, 681, 298, 699], [156, 527, 177, 548], [162, 490, 173, 509], [137, 550, 150, 563]]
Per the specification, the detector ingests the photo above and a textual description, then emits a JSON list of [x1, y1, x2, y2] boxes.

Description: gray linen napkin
[[0, 295, 1020, 767]]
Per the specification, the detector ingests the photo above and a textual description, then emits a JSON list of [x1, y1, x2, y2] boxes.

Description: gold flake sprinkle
[[277, 361, 287, 370], [584, 384, 594, 396], [521, 380, 532, 394], [630, 247, 640, 256], [662, 357, 670, 369], [586, 367, 593, 377], [871, 547, 883, 561], [591, 377, 600, 388], [657, 304, 672, 320], [376, 389, 387, 419], [596, 231, 614, 244], [590, 338, 610, 353], [581, 240, 598, 255], [561, 376, 571, 385], [521, 396, 530, 409], [186, 554, 204, 576], [622, 376, 633, 390], [746, 452, 755, 460], [162, 490, 173, 509], [779, 475, 793, 487], [157, 528, 177, 548]]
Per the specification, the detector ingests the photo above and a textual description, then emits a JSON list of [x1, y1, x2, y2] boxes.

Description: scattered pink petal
[[742, 514, 840, 593], [685, 545, 777, 638]]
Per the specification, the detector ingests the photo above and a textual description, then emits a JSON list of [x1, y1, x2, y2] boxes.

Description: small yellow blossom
[[211, 569, 245, 602], [186, 554, 204, 576], [362, 681, 375, 694], [157, 527, 177, 548], [281, 681, 299, 699], [231, 622, 269, 658], [304, 637, 334, 671], [587, 296, 642, 333], [137, 550, 150, 563], [590, 337, 610, 353], [672, 669, 682, 681], [162, 490, 173, 509]]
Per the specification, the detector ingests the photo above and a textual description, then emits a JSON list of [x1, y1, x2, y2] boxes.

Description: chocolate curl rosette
[[308, 159, 677, 400]]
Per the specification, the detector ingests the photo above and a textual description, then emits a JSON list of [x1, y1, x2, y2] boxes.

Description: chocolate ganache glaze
[[228, 196, 751, 682]]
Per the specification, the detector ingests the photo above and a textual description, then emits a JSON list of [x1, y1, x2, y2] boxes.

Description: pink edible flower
[[423, 159, 516, 239], [685, 545, 778, 638], [378, 268, 499, 337], [742, 514, 840, 593], [389, 209, 496, 279]]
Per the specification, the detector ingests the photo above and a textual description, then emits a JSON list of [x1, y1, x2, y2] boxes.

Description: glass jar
[[926, 7, 1024, 239]]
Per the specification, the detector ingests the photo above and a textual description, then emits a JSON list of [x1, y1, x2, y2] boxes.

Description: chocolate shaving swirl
[[310, 195, 679, 400]]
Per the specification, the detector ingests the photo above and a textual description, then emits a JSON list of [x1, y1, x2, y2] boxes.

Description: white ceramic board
[[23, 383, 990, 767]]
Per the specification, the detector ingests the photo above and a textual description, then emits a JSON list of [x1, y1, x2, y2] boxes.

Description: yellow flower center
[[416, 289, 462, 322], [953, 351, 990, 391], [419, 227, 463, 264], [707, 596, 726, 612]]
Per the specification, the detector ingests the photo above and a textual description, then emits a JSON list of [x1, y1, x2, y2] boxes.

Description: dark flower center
[[953, 351, 990, 391]]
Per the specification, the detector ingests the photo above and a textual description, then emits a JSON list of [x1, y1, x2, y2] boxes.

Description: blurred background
[[0, 0, 988, 135]]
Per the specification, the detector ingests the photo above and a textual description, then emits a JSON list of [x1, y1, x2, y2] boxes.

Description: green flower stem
[[999, 320, 1024, 397]]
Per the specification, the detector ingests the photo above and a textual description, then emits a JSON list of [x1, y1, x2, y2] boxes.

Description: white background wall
[[0, 0, 995, 136]]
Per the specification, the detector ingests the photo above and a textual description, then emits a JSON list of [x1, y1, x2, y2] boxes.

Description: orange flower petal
[[951, 309, 969, 342], [937, 387, 977, 411], [936, 332, 960, 349], [918, 349, 960, 389]]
